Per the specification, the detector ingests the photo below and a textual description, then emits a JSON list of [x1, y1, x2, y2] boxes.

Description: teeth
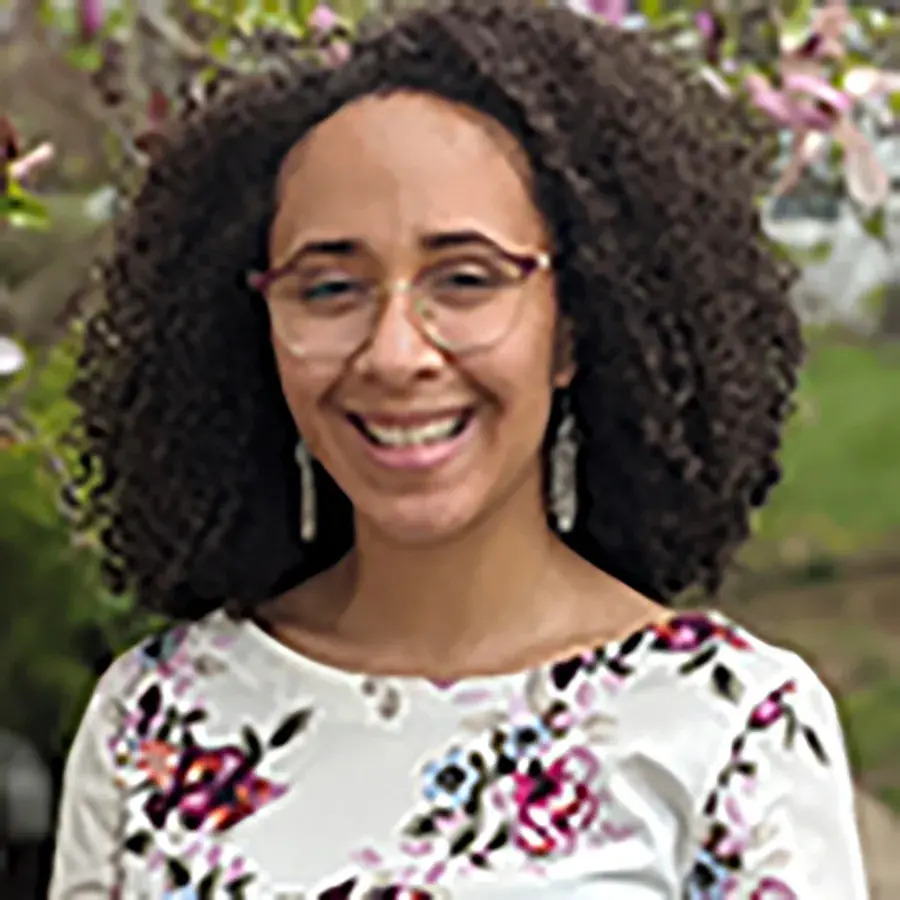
[[361, 415, 465, 447]]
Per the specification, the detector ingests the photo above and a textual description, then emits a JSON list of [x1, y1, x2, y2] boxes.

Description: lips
[[348, 409, 472, 448]]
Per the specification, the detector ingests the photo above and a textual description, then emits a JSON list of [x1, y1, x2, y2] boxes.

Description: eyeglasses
[[247, 239, 551, 361]]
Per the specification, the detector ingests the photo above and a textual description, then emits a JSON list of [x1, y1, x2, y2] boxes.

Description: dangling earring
[[295, 438, 317, 542], [549, 394, 579, 534]]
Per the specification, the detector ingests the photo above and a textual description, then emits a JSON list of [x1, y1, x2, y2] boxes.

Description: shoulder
[[87, 610, 247, 722], [578, 611, 847, 805], [633, 614, 868, 896], [620, 609, 837, 719]]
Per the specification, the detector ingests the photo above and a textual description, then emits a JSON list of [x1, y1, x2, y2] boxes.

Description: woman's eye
[[437, 268, 495, 289], [301, 279, 361, 302]]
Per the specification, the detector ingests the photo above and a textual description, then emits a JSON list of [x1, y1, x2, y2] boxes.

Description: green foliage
[[0, 342, 157, 755], [0, 178, 50, 231]]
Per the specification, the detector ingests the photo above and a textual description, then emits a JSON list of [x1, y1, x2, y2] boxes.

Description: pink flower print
[[511, 746, 603, 858], [748, 681, 796, 731], [715, 794, 752, 858], [651, 614, 749, 653], [136, 738, 180, 792], [143, 743, 287, 832], [751, 878, 798, 899]]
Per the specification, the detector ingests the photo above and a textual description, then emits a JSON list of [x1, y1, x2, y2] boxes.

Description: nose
[[353, 281, 445, 385]]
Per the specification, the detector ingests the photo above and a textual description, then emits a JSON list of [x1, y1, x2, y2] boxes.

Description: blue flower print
[[421, 747, 486, 810], [493, 718, 553, 765], [164, 887, 198, 900], [684, 848, 738, 899]]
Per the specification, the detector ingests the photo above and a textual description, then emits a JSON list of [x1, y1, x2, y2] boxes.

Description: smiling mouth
[[347, 410, 473, 448]]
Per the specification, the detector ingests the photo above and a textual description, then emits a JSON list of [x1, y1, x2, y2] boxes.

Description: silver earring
[[295, 438, 317, 542], [549, 395, 579, 534]]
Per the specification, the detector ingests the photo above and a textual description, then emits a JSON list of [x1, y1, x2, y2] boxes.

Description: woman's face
[[268, 92, 571, 544]]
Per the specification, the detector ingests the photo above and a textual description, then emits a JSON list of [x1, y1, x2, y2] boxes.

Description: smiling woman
[[49, 1, 868, 898]]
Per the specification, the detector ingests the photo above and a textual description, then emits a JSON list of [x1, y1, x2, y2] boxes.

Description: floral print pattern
[[549, 612, 750, 702], [685, 678, 830, 899], [341, 613, 771, 889], [511, 746, 614, 857], [110, 625, 314, 896], [51, 610, 863, 899]]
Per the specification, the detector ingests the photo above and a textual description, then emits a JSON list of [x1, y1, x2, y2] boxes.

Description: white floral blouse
[[50, 609, 869, 898]]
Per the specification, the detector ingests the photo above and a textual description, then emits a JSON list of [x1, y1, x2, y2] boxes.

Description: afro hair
[[65, 0, 802, 619]]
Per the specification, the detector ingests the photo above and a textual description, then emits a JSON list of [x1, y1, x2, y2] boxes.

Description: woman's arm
[[49, 688, 125, 898], [685, 665, 870, 898]]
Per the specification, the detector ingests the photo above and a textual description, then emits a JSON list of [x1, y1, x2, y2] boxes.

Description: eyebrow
[[278, 229, 521, 266]]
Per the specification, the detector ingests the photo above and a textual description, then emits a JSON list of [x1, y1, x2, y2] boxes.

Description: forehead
[[272, 91, 546, 248]]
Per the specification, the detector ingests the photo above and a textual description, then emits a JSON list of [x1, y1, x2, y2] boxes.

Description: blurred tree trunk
[[880, 281, 900, 338]]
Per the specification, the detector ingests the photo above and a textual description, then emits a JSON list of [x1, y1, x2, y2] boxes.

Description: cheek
[[495, 298, 560, 398], [475, 315, 558, 439], [272, 345, 337, 445]]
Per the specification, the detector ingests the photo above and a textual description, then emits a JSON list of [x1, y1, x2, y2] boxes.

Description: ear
[[552, 317, 576, 389]]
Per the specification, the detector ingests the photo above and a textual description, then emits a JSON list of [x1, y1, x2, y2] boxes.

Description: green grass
[[747, 339, 900, 563]]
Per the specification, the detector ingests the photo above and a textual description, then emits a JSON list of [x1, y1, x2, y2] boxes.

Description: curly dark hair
[[66, 0, 802, 620]]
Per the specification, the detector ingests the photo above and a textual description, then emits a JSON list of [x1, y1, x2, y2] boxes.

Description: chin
[[356, 494, 483, 545]]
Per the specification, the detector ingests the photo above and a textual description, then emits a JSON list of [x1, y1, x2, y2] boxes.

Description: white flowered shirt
[[50, 609, 869, 898]]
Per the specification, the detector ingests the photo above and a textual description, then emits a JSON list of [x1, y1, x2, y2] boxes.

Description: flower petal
[[320, 40, 351, 68], [565, 0, 626, 24], [78, 0, 104, 41], [836, 119, 889, 208], [588, 0, 628, 24], [782, 73, 854, 116], [308, 3, 339, 33], [843, 67, 884, 98], [8, 142, 54, 182], [745, 74, 797, 126], [0, 336, 26, 376], [844, 67, 900, 100]]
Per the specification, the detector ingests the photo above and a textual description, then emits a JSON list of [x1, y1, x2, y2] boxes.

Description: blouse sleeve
[[49, 687, 125, 898], [685, 664, 870, 899]]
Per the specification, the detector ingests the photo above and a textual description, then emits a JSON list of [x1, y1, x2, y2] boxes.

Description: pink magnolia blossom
[[308, 3, 350, 68], [587, 0, 628, 25], [320, 41, 351, 68], [77, 0, 104, 42], [8, 142, 54, 183], [695, 10, 725, 66], [744, 0, 890, 208], [565, 0, 626, 25], [308, 3, 340, 34], [685, 0, 891, 208]]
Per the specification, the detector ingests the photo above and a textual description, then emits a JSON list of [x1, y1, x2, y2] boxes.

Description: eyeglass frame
[[246, 237, 553, 359]]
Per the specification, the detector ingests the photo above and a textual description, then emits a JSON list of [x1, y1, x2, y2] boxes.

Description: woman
[[50, 1, 868, 896]]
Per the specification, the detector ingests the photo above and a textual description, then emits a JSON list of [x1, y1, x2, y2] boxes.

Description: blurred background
[[1, 0, 899, 896]]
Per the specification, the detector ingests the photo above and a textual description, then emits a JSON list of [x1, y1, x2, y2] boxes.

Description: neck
[[329, 469, 560, 653]]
